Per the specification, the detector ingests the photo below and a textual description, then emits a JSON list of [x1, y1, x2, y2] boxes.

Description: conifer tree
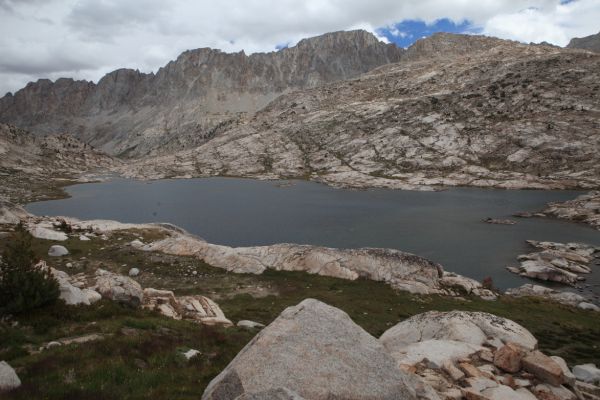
[[0, 225, 59, 315]]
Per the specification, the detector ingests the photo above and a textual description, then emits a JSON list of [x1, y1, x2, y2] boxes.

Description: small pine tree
[[0, 224, 59, 316]]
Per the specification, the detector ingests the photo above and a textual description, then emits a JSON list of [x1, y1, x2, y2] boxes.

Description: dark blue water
[[26, 178, 600, 292]]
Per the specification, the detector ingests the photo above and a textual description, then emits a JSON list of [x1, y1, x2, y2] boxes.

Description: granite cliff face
[[123, 33, 600, 190], [567, 31, 600, 53], [0, 30, 403, 157]]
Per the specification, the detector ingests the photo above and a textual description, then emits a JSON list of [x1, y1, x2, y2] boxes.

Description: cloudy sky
[[1, 0, 599, 96]]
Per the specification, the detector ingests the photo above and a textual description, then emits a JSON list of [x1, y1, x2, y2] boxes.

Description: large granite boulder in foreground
[[0, 361, 21, 391], [202, 299, 438, 400]]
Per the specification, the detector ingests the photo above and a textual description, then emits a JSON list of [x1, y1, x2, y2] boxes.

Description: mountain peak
[[295, 29, 382, 48], [0, 29, 403, 157], [402, 33, 514, 60]]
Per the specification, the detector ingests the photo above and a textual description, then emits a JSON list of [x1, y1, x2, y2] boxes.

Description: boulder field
[[202, 300, 600, 400]]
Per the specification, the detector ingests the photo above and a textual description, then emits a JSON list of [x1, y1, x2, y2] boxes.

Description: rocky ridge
[[567, 31, 600, 53], [32, 214, 498, 299], [121, 33, 600, 191], [4, 192, 600, 310], [7, 201, 600, 308], [0, 30, 402, 157]]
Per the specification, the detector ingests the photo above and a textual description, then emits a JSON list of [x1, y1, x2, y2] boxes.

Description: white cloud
[[0, 0, 598, 95], [483, 0, 600, 45]]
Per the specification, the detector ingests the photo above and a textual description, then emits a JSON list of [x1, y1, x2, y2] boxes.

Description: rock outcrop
[[0, 30, 402, 157], [379, 311, 588, 400], [202, 299, 438, 400], [204, 303, 598, 400], [573, 364, 600, 384], [48, 245, 69, 257], [142, 288, 232, 326], [46, 263, 101, 306], [133, 229, 495, 298], [506, 284, 599, 311], [380, 311, 538, 353], [0, 201, 27, 224], [567, 31, 600, 53], [35, 262, 233, 326], [92, 269, 145, 306], [541, 191, 600, 230], [29, 225, 68, 241], [507, 240, 599, 286]]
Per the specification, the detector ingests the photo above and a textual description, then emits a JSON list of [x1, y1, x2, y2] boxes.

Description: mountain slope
[[0, 123, 116, 202], [567, 31, 600, 53], [123, 34, 600, 190], [0, 30, 402, 157]]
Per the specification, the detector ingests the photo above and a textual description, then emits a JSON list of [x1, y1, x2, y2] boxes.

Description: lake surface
[[26, 178, 600, 293]]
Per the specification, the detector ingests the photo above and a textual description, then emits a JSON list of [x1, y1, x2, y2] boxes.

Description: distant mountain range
[[1, 30, 599, 193], [120, 33, 600, 191], [0, 30, 402, 157]]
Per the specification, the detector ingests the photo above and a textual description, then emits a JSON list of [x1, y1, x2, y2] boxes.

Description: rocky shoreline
[[3, 200, 600, 309], [16, 210, 495, 300], [542, 191, 600, 231], [506, 240, 600, 307]]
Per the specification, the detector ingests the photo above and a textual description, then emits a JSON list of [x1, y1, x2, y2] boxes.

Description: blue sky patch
[[377, 18, 481, 48]]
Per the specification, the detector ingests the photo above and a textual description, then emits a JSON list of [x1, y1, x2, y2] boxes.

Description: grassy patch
[[1, 301, 253, 400]]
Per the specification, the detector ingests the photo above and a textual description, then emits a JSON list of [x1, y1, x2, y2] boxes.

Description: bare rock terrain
[[0, 32, 598, 193], [541, 191, 600, 230], [36, 260, 233, 326], [121, 33, 600, 191], [0, 123, 116, 203], [507, 284, 600, 312], [379, 310, 598, 400]]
